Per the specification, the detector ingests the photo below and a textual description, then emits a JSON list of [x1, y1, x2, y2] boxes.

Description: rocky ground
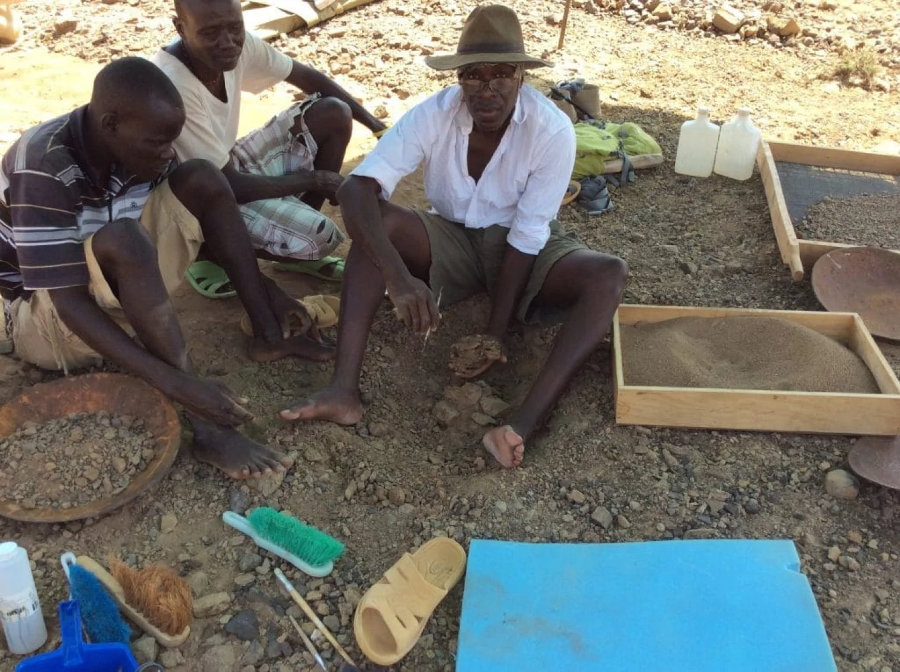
[[1, 0, 900, 671]]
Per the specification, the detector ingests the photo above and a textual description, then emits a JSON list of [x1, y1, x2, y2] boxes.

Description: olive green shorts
[[415, 210, 588, 324]]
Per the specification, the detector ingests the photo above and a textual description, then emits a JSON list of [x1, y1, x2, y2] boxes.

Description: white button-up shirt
[[352, 83, 575, 255]]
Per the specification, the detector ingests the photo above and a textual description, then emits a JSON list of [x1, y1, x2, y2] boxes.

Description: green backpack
[[572, 121, 662, 180]]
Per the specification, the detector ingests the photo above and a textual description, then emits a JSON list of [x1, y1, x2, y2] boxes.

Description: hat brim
[[425, 51, 552, 71]]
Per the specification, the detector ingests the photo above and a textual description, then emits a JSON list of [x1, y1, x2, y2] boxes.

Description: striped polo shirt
[[0, 105, 173, 301]]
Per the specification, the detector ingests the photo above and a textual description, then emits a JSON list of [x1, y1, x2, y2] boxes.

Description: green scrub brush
[[222, 507, 344, 577]]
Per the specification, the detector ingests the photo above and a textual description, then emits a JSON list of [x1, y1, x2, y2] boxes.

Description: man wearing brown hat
[[281, 5, 629, 469]]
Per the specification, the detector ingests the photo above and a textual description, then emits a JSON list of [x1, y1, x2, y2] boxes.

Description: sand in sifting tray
[[620, 316, 879, 393]]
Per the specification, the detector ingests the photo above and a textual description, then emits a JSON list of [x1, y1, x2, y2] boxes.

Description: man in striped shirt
[[0, 57, 330, 479]]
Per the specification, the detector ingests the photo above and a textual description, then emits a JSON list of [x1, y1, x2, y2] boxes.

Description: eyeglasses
[[457, 68, 521, 96]]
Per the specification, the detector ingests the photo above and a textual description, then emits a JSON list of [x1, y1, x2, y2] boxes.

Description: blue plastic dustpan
[[15, 600, 138, 672]]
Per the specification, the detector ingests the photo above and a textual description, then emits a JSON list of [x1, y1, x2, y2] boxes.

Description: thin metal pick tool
[[422, 287, 443, 352], [288, 614, 327, 671]]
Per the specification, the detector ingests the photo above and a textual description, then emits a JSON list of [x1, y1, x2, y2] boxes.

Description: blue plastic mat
[[457, 539, 836, 672]]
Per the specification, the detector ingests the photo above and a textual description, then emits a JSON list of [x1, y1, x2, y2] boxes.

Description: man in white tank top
[[152, 0, 387, 297]]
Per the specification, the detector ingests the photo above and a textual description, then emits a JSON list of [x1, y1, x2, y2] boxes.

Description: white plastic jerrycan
[[713, 107, 762, 181], [0, 541, 47, 655], [674, 107, 720, 178]]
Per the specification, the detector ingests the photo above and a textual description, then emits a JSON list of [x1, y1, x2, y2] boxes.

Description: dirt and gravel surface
[[2, 0, 900, 671], [797, 194, 900, 249], [0, 413, 155, 510]]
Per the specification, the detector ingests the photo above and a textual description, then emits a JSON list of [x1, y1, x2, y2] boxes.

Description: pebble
[[159, 649, 184, 669], [388, 487, 406, 506], [234, 573, 256, 587], [193, 592, 232, 618], [225, 609, 260, 641], [240, 552, 263, 572], [494, 501, 508, 513], [591, 506, 613, 529], [132, 635, 158, 664], [160, 513, 177, 534], [847, 530, 863, 544], [827, 546, 841, 561], [304, 447, 325, 462], [186, 570, 210, 597], [53, 16, 78, 36], [480, 396, 510, 417], [199, 644, 236, 672], [567, 489, 586, 504], [825, 470, 859, 500], [432, 400, 460, 425]]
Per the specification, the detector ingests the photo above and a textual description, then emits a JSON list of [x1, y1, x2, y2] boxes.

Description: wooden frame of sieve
[[612, 304, 900, 435], [757, 139, 900, 282]]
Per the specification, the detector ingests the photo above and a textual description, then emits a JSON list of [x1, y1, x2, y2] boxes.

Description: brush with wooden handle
[[288, 614, 327, 671], [275, 567, 358, 669], [75, 556, 190, 648]]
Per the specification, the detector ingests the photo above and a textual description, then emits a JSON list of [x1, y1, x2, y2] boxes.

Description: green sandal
[[272, 256, 344, 283], [184, 260, 237, 299]]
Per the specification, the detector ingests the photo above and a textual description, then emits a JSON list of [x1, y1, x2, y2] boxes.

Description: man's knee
[[587, 255, 629, 295], [92, 218, 156, 271], [304, 97, 353, 140], [167, 159, 234, 212]]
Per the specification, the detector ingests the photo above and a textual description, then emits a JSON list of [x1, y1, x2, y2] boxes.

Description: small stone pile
[[0, 412, 156, 509], [560, 0, 899, 77]]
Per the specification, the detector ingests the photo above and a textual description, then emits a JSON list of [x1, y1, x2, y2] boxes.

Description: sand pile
[[620, 316, 879, 393]]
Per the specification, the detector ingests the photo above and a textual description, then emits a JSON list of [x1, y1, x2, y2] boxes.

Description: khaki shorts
[[9, 180, 203, 372], [416, 211, 587, 324]]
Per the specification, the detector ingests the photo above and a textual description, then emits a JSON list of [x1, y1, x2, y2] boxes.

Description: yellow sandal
[[354, 537, 467, 666], [239, 294, 340, 336]]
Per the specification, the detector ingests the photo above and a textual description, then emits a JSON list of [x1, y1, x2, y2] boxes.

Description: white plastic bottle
[[713, 107, 762, 181], [674, 107, 721, 177], [0, 542, 47, 655]]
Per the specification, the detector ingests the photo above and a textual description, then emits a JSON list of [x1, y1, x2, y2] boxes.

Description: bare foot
[[191, 419, 293, 479], [248, 334, 335, 363], [279, 387, 364, 425], [482, 425, 525, 468]]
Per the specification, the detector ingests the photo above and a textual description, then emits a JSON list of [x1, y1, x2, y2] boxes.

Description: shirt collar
[[69, 105, 142, 192], [447, 84, 528, 133]]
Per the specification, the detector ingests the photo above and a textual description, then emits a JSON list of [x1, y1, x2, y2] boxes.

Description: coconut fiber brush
[[76, 555, 192, 648]]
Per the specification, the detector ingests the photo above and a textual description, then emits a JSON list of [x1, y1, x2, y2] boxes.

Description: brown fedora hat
[[425, 4, 552, 71]]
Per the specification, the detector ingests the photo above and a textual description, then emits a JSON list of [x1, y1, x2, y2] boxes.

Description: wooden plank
[[848, 314, 900, 395], [604, 153, 664, 174], [615, 386, 900, 435], [616, 304, 855, 341], [248, 0, 319, 24], [767, 141, 900, 175], [249, 0, 376, 29], [612, 307, 626, 406], [757, 140, 804, 281], [798, 239, 900, 269], [243, 5, 303, 36], [612, 304, 900, 435]]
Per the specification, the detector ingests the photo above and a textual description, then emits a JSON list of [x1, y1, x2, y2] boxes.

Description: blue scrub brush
[[60, 552, 130, 645]]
